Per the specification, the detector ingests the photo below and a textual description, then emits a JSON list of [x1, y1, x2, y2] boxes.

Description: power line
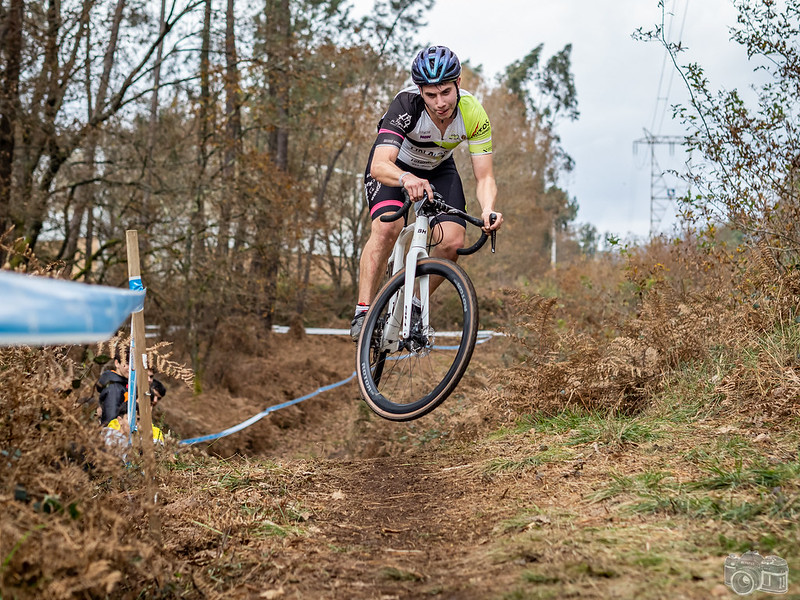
[[657, 0, 690, 133], [638, 0, 691, 236], [649, 0, 674, 133], [650, 0, 690, 135]]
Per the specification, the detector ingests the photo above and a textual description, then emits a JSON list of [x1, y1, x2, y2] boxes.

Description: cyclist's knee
[[435, 226, 465, 258], [370, 218, 403, 246], [437, 245, 460, 261]]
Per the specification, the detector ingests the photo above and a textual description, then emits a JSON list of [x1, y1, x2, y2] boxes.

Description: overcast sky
[[350, 0, 762, 240]]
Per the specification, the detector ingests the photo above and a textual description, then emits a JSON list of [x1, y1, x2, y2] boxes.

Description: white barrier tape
[[271, 325, 504, 338]]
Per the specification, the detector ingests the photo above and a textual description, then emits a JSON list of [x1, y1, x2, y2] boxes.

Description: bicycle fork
[[383, 210, 431, 349]]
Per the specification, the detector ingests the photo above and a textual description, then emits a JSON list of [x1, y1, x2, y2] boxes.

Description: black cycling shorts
[[363, 151, 466, 228]]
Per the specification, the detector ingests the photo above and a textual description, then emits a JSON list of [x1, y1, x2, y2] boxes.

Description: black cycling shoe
[[350, 312, 366, 342]]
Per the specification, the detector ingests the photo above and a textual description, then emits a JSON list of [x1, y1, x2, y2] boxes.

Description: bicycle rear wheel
[[356, 257, 478, 421]]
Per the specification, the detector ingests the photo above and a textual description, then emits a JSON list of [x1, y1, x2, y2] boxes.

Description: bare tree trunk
[[138, 0, 167, 265], [60, 0, 126, 277], [195, 0, 212, 244], [0, 0, 23, 254], [186, 0, 213, 379], [257, 0, 292, 332], [218, 0, 241, 259], [265, 0, 290, 171], [13, 0, 66, 262]]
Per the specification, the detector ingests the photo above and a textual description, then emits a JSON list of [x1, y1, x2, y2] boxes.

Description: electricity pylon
[[633, 130, 687, 236]]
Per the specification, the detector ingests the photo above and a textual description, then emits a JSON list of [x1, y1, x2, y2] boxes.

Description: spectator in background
[[148, 368, 166, 409], [104, 401, 165, 454], [96, 349, 129, 426]]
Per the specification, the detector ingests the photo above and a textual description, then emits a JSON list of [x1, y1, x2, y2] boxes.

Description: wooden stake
[[126, 229, 162, 543]]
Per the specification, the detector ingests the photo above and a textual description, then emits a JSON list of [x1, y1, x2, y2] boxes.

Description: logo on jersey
[[390, 113, 412, 129], [473, 119, 490, 137]]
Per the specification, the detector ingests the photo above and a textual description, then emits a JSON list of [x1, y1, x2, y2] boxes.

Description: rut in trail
[[271, 453, 521, 599]]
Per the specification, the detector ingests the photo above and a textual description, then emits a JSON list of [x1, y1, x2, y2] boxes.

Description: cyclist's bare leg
[[358, 217, 404, 305], [428, 220, 466, 293]]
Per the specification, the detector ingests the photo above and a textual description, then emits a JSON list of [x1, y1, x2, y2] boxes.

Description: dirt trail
[[160, 333, 536, 598], [6, 316, 799, 598], [156, 333, 791, 600], [282, 454, 509, 598]]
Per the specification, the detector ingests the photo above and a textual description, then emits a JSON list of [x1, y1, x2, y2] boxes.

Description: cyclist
[[350, 45, 504, 341]]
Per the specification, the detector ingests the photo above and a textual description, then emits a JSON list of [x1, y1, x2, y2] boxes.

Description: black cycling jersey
[[364, 86, 492, 224]]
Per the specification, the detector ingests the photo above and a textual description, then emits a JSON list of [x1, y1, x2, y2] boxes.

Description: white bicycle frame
[[379, 200, 431, 352]]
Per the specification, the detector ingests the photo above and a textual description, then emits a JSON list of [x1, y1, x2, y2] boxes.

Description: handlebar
[[379, 188, 497, 256], [378, 196, 413, 223]]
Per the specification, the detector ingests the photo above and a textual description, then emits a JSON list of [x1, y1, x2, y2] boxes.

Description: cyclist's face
[[419, 80, 459, 120]]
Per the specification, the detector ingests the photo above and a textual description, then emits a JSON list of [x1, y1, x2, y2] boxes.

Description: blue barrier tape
[[178, 371, 357, 446], [177, 330, 499, 446]]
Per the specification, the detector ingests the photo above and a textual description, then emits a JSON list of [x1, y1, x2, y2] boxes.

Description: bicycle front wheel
[[356, 257, 478, 421]]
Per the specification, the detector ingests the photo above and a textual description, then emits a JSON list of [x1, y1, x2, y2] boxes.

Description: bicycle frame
[[381, 201, 431, 350], [357, 190, 494, 421]]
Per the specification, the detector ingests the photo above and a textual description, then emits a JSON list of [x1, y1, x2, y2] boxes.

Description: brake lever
[[489, 213, 497, 253]]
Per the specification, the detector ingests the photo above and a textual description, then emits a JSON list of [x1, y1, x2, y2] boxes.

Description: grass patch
[[588, 470, 677, 502], [253, 520, 304, 538], [495, 507, 553, 535], [242, 501, 310, 539], [484, 446, 574, 474], [566, 417, 658, 446], [379, 566, 423, 581], [622, 550, 666, 568], [683, 435, 753, 464], [625, 492, 800, 523], [688, 457, 800, 491], [514, 409, 586, 435], [650, 360, 725, 423], [565, 561, 619, 579], [513, 409, 660, 447], [521, 570, 561, 584], [714, 533, 788, 555]]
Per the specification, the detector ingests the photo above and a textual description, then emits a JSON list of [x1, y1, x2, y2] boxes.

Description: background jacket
[[96, 370, 128, 426]]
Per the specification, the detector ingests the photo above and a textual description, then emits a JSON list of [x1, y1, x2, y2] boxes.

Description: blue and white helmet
[[411, 46, 462, 85]]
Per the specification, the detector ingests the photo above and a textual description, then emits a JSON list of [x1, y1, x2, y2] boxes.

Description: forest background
[[0, 0, 590, 389]]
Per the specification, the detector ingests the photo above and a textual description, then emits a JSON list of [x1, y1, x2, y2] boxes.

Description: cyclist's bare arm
[[370, 146, 434, 203], [470, 153, 503, 231]]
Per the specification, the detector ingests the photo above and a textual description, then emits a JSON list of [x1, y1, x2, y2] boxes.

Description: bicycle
[[355, 189, 496, 421]]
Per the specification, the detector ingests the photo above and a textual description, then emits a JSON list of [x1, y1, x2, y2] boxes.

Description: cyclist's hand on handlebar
[[482, 209, 503, 232], [400, 172, 434, 203]]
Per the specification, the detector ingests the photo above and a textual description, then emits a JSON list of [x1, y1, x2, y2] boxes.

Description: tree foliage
[[460, 44, 580, 284], [648, 0, 800, 268], [0, 0, 583, 386]]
